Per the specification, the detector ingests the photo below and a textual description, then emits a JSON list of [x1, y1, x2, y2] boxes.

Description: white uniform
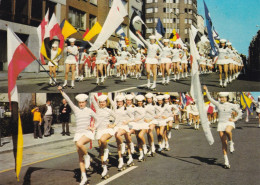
[[157, 103, 173, 126], [227, 48, 236, 64], [198, 55, 206, 65], [80, 52, 88, 64], [96, 48, 109, 65], [172, 48, 181, 63], [91, 96, 116, 140], [144, 103, 158, 125], [181, 50, 189, 64], [119, 51, 131, 65], [62, 92, 97, 141], [256, 102, 260, 113], [65, 46, 78, 64], [130, 106, 149, 130], [160, 46, 173, 64], [135, 53, 144, 65], [216, 48, 229, 65], [206, 91, 242, 131], [190, 104, 199, 116], [48, 49, 60, 66]]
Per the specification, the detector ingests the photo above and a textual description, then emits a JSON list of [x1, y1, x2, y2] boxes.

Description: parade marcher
[[118, 46, 131, 81], [95, 45, 109, 85], [172, 43, 182, 81], [41, 100, 53, 137], [31, 106, 42, 139], [137, 33, 161, 90], [226, 42, 236, 82], [59, 98, 71, 136], [198, 52, 207, 74], [58, 86, 97, 185], [63, 38, 78, 89], [215, 39, 229, 87], [158, 39, 173, 85], [190, 102, 200, 130], [180, 46, 190, 78], [204, 86, 242, 169], [256, 96, 260, 128], [154, 95, 165, 149], [48, 43, 60, 86], [90, 94, 116, 178], [109, 94, 135, 169], [172, 100, 181, 130], [78, 48, 88, 81], [134, 48, 145, 79]]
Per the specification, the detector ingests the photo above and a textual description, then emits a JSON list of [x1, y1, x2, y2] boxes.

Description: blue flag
[[203, 0, 218, 56], [155, 18, 165, 39], [116, 25, 126, 38]]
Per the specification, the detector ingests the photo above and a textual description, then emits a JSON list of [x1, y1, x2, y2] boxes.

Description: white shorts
[[114, 125, 130, 133], [96, 128, 115, 140], [73, 130, 95, 142], [161, 58, 172, 64], [146, 58, 158, 64], [172, 58, 181, 63], [96, 60, 107, 65], [217, 122, 235, 132]]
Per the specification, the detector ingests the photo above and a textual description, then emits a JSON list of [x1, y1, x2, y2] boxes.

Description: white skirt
[[157, 117, 173, 126], [119, 60, 128, 65], [199, 62, 206, 65], [96, 59, 107, 65], [146, 58, 158, 64], [129, 121, 149, 130], [227, 59, 236, 65], [216, 59, 228, 65], [74, 130, 95, 142], [135, 61, 142, 65], [161, 58, 172, 64], [217, 122, 235, 132], [65, 56, 77, 64], [172, 58, 181, 63], [114, 125, 130, 133], [48, 61, 58, 67], [256, 108, 260, 113], [144, 119, 158, 126], [181, 60, 188, 64], [96, 128, 115, 140]]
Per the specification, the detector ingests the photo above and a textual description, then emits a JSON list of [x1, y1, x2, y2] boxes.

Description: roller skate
[[167, 131, 172, 139], [151, 144, 156, 157], [143, 144, 148, 155], [150, 83, 156, 91], [103, 148, 109, 162], [138, 151, 145, 162], [121, 75, 124, 82], [219, 80, 223, 88], [224, 79, 227, 87], [173, 75, 177, 81], [79, 175, 88, 185], [101, 165, 109, 179], [130, 142, 136, 154], [147, 80, 151, 89], [96, 78, 100, 86], [127, 155, 134, 167], [229, 141, 235, 153], [118, 157, 126, 171], [165, 141, 170, 151], [120, 143, 126, 155], [101, 76, 104, 85], [62, 81, 68, 89], [166, 76, 170, 85], [162, 78, 166, 85]]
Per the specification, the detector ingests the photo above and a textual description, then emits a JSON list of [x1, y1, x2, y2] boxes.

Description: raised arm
[[157, 39, 164, 49], [231, 105, 242, 122], [203, 86, 220, 107], [108, 93, 116, 110], [58, 87, 77, 112], [137, 33, 150, 47]]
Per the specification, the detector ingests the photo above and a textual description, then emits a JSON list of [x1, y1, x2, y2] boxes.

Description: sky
[[197, 0, 260, 56], [251, 92, 260, 100]]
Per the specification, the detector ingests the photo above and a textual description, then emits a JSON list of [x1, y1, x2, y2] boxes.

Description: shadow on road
[[188, 156, 223, 167]]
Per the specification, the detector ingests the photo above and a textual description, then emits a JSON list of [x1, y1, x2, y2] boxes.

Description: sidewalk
[[0, 123, 76, 154]]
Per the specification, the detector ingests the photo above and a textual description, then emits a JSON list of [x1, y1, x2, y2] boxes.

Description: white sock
[[63, 80, 67, 86], [49, 78, 52, 84], [224, 155, 229, 165], [71, 80, 74, 86]]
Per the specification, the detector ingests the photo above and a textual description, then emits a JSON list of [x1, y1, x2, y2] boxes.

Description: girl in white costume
[[90, 94, 117, 178], [78, 49, 88, 82], [95, 45, 109, 85], [154, 95, 164, 149], [172, 44, 182, 81], [63, 38, 79, 89], [58, 86, 97, 185], [256, 97, 260, 128], [206, 56, 213, 73], [204, 86, 242, 169], [172, 100, 181, 130], [190, 102, 200, 130], [109, 94, 135, 169], [131, 95, 149, 161], [158, 39, 174, 85], [137, 33, 161, 89], [48, 43, 61, 86], [215, 39, 230, 87], [118, 46, 131, 81], [180, 47, 190, 78], [198, 53, 207, 74], [135, 48, 145, 79], [144, 93, 157, 156]]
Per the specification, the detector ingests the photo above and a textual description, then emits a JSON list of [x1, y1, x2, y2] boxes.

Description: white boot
[[121, 75, 124, 81], [84, 154, 91, 169], [101, 165, 108, 177], [101, 76, 104, 83], [166, 76, 170, 84], [53, 78, 57, 85], [49, 78, 52, 85], [143, 144, 148, 155], [130, 142, 135, 154], [224, 155, 230, 169], [224, 79, 227, 87], [173, 74, 177, 81], [63, 80, 67, 87], [103, 148, 109, 162], [168, 131, 172, 139], [229, 76, 232, 83], [151, 142, 155, 153], [71, 80, 75, 88], [138, 150, 144, 161], [161, 139, 166, 149], [177, 73, 180, 80], [185, 72, 188, 78], [127, 155, 133, 166], [220, 79, 223, 87], [96, 78, 100, 84], [162, 77, 165, 84], [118, 157, 124, 169], [79, 173, 88, 185], [150, 82, 156, 89], [121, 143, 126, 155], [165, 141, 170, 151], [147, 79, 151, 88], [158, 143, 162, 152], [181, 73, 184, 78], [229, 141, 235, 153], [124, 74, 127, 80]]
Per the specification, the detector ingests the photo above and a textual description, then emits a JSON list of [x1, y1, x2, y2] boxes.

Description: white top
[[206, 90, 242, 123], [45, 105, 52, 116], [62, 92, 97, 133], [181, 50, 189, 62], [50, 49, 60, 64], [136, 53, 145, 61], [145, 103, 156, 120], [138, 34, 161, 58], [159, 103, 172, 118], [80, 52, 88, 63], [96, 48, 109, 60], [133, 106, 146, 123], [119, 51, 131, 61], [160, 46, 174, 58], [218, 48, 229, 60], [172, 48, 181, 60], [172, 104, 180, 115], [65, 46, 79, 62]]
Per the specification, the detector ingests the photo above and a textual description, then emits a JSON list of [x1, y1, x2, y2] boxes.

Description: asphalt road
[[0, 72, 259, 93], [0, 115, 260, 185]]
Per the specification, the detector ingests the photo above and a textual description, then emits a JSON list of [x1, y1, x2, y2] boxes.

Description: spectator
[[31, 106, 42, 139], [59, 98, 71, 136], [41, 100, 53, 137]]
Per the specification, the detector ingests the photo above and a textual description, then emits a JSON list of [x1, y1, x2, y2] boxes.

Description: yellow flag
[[83, 22, 102, 41], [60, 20, 77, 40], [16, 113, 23, 181], [241, 93, 252, 110]]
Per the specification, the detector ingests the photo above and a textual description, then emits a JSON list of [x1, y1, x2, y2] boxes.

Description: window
[[146, 8, 153, 13], [147, 28, 153, 34], [154, 8, 158, 13], [89, 14, 97, 29], [185, 29, 188, 34], [189, 19, 192, 24], [146, 18, 153, 23], [0, 0, 12, 21], [189, 0, 192, 4], [146, 0, 153, 3], [154, 18, 158, 23], [185, 19, 188, 24], [185, 8, 188, 13], [90, 0, 97, 5], [68, 7, 86, 30], [176, 18, 179, 23], [184, 0, 188, 4], [176, 9, 179, 14], [15, 0, 28, 24]]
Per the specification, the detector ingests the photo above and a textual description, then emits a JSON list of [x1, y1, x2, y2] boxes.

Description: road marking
[[96, 166, 138, 185]]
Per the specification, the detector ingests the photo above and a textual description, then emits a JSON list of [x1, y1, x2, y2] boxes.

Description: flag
[[129, 30, 144, 47], [169, 29, 180, 42], [89, 0, 127, 51], [116, 25, 126, 37], [130, 10, 147, 34], [7, 26, 37, 103], [41, 13, 64, 63], [185, 94, 194, 105], [189, 28, 214, 146], [60, 19, 77, 40], [204, 0, 218, 56], [83, 22, 102, 41], [180, 93, 187, 109], [241, 92, 253, 113], [155, 18, 165, 40], [7, 26, 34, 181], [37, 10, 49, 64]]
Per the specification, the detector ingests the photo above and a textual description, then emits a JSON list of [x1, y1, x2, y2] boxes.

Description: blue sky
[[197, 0, 260, 56], [251, 92, 260, 100]]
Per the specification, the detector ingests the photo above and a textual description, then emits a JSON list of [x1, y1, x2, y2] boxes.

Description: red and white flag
[[7, 26, 36, 103], [37, 10, 49, 64]]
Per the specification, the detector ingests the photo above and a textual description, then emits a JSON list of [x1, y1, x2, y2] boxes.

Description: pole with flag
[[7, 25, 38, 181], [155, 18, 165, 40]]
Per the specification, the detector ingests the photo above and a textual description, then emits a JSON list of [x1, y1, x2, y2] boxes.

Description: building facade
[[144, 0, 197, 43]]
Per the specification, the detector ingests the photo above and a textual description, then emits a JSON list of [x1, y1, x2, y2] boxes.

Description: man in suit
[[41, 100, 53, 137], [59, 98, 71, 136]]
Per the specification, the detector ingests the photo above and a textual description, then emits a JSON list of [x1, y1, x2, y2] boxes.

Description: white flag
[[189, 29, 214, 146], [130, 30, 144, 47], [89, 0, 127, 51]]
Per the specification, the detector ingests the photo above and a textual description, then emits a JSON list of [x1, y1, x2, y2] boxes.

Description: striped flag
[[116, 25, 126, 37], [83, 22, 102, 41]]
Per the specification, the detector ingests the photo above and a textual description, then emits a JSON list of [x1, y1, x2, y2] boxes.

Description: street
[[0, 72, 259, 93], [0, 115, 259, 185]]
